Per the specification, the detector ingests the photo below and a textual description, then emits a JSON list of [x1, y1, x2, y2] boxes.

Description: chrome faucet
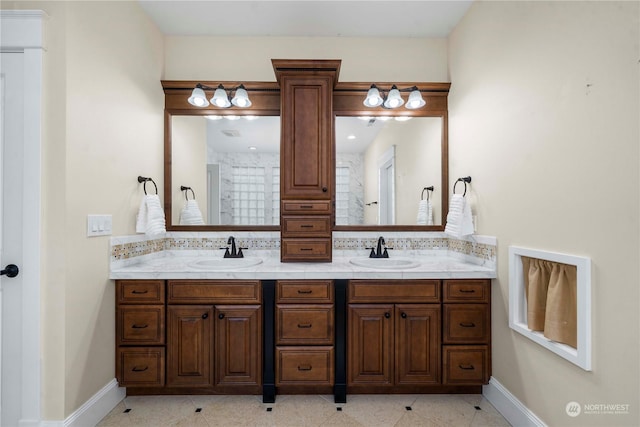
[[367, 236, 392, 258], [221, 236, 246, 258]]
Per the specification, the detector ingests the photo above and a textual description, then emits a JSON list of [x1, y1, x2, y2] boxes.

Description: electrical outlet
[[87, 214, 112, 237]]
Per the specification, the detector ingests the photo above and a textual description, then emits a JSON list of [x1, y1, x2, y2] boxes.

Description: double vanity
[[112, 58, 496, 403], [110, 233, 496, 403]]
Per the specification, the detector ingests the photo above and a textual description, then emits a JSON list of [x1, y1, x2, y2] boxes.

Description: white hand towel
[[445, 194, 474, 238], [136, 194, 166, 236], [417, 200, 433, 225], [179, 199, 205, 225]]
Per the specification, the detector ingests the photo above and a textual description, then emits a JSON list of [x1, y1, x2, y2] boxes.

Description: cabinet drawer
[[276, 305, 334, 345], [167, 280, 261, 304], [443, 280, 490, 303], [276, 280, 334, 303], [117, 280, 165, 304], [117, 347, 165, 387], [117, 305, 165, 345], [443, 305, 490, 344], [281, 239, 332, 262], [442, 345, 490, 385], [276, 346, 334, 386], [281, 200, 332, 215], [348, 280, 441, 303], [282, 216, 331, 237]]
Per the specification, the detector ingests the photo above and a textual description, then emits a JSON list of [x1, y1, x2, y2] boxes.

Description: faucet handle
[[237, 247, 248, 258], [365, 247, 376, 258], [382, 247, 393, 258]]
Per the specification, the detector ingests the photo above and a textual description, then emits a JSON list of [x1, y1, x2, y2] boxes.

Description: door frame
[[1, 10, 45, 425], [377, 145, 396, 225]]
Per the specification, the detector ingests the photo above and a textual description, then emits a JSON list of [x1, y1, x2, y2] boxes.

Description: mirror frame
[[161, 80, 450, 232]]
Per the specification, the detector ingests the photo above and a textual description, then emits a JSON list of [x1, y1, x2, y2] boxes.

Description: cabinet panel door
[[166, 305, 213, 387], [395, 304, 441, 385], [281, 76, 333, 200], [215, 305, 262, 386], [347, 304, 393, 386]]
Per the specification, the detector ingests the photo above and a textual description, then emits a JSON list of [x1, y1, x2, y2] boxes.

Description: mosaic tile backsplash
[[111, 232, 496, 268]]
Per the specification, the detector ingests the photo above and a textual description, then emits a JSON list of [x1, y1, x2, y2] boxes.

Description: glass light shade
[[231, 85, 252, 107], [383, 85, 404, 109], [363, 85, 383, 107], [211, 85, 231, 108], [405, 89, 426, 109], [187, 86, 209, 107]]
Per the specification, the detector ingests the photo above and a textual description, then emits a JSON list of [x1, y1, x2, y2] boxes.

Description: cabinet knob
[[384, 312, 391, 319], [401, 312, 407, 319], [202, 313, 208, 319], [322, 187, 328, 192], [218, 313, 225, 319]]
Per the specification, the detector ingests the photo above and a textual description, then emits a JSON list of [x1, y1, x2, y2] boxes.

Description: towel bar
[[421, 186, 434, 201], [453, 176, 472, 196], [180, 185, 196, 200], [137, 176, 158, 195]]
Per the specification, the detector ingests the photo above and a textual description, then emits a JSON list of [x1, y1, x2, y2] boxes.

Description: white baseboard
[[483, 377, 547, 427], [39, 379, 125, 427]]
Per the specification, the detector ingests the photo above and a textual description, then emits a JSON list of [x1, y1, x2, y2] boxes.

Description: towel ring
[[421, 186, 434, 201], [180, 185, 196, 201], [138, 176, 158, 195], [453, 176, 472, 197]]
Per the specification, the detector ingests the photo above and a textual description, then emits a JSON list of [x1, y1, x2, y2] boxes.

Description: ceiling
[[137, 1, 473, 38]]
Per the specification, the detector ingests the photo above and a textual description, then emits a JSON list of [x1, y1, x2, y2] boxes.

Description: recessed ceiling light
[[248, 146, 257, 150], [347, 134, 356, 140]]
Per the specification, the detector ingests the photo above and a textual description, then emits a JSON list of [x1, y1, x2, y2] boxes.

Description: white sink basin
[[189, 258, 263, 270], [349, 257, 420, 270]]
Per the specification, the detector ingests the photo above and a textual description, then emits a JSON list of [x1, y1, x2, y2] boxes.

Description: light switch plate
[[87, 214, 112, 237]]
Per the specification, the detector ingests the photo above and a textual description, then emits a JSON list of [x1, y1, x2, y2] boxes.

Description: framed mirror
[[162, 80, 449, 232]]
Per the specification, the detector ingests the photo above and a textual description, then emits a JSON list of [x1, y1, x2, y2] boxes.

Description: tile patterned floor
[[97, 394, 511, 427]]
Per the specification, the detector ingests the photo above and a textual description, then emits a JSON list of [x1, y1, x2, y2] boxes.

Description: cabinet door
[[395, 304, 441, 385], [280, 76, 334, 200], [347, 304, 394, 386], [215, 305, 262, 386], [166, 305, 213, 387]]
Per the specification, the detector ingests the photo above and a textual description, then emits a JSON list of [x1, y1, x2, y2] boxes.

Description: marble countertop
[[110, 254, 496, 280]]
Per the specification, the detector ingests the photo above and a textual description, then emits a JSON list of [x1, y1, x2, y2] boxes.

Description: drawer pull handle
[[300, 205, 313, 209], [300, 225, 314, 228], [132, 366, 148, 372], [297, 323, 312, 328], [459, 364, 475, 370], [131, 324, 148, 329], [131, 290, 148, 294], [298, 365, 312, 371], [297, 289, 313, 294], [459, 289, 476, 293], [300, 248, 313, 251], [459, 322, 476, 328]]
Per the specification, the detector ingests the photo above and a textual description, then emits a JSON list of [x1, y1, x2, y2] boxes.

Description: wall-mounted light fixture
[[363, 84, 426, 109], [188, 83, 252, 108]]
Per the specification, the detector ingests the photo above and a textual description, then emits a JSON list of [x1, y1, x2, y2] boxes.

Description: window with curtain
[[522, 256, 578, 348]]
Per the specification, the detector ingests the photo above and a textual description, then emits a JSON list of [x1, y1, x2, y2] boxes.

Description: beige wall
[[2, 0, 165, 419], [448, 1, 639, 426], [171, 116, 208, 224], [164, 36, 448, 81]]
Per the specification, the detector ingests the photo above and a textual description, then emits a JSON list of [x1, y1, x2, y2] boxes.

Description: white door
[[0, 10, 45, 426], [0, 51, 25, 427]]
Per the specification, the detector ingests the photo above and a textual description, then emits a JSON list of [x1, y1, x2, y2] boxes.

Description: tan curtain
[[522, 256, 577, 348]]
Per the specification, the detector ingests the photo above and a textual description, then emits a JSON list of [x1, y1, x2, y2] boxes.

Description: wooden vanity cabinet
[[275, 280, 335, 392], [347, 280, 441, 392], [117, 279, 262, 395], [274, 60, 340, 262]]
